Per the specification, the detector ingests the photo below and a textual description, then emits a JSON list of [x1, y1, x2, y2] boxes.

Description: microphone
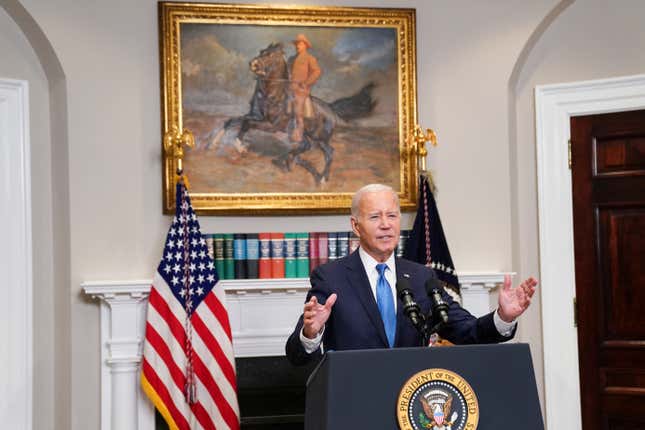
[[396, 277, 424, 330], [425, 278, 449, 325]]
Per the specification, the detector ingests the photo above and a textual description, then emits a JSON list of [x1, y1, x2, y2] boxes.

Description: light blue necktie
[[376, 263, 396, 347]]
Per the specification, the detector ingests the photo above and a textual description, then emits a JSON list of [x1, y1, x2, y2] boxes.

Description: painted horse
[[207, 42, 376, 185]]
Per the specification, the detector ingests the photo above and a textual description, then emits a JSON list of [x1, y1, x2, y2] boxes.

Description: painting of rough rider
[[181, 24, 401, 193]]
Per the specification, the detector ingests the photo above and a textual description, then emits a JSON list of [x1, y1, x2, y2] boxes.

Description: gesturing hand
[[302, 293, 337, 339], [497, 275, 538, 323]]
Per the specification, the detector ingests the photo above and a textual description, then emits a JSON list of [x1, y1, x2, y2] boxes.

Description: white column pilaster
[[85, 282, 154, 430]]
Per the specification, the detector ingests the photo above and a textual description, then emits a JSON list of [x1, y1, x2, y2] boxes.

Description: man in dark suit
[[285, 184, 537, 365]]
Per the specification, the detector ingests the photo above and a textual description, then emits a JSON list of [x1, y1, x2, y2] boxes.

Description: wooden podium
[[305, 343, 544, 429]]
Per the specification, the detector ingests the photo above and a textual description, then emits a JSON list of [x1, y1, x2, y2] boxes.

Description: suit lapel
[[344, 251, 389, 347]]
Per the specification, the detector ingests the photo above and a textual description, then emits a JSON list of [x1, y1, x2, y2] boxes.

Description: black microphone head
[[425, 277, 449, 326], [396, 277, 412, 295], [396, 277, 424, 330], [424, 278, 444, 295]]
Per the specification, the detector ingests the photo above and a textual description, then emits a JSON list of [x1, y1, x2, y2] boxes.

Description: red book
[[309, 232, 320, 274], [270, 232, 285, 278], [258, 233, 272, 279], [318, 232, 329, 266]]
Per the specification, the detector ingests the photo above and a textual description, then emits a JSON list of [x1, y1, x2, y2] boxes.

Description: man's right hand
[[302, 293, 337, 339]]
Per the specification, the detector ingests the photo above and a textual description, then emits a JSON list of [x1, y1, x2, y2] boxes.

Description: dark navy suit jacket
[[285, 251, 514, 365]]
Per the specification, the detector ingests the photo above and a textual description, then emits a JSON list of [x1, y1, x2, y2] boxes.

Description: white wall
[[3, 0, 645, 428]]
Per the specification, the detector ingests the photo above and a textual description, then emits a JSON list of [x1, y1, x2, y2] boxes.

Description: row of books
[[205, 231, 411, 280]]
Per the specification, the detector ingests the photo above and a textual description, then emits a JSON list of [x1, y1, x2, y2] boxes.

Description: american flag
[[141, 181, 240, 430], [403, 174, 461, 299]]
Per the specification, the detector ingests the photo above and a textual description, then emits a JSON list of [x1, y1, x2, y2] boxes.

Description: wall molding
[[535, 73, 645, 430], [84, 272, 506, 430], [0, 78, 32, 430]]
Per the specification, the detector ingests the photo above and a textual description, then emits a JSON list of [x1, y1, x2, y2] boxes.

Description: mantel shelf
[[81, 271, 509, 296]]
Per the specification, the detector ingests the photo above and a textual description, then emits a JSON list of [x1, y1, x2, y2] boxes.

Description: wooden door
[[570, 109, 645, 429]]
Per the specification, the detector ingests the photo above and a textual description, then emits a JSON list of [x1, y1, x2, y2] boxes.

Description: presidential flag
[[404, 174, 460, 298], [141, 180, 240, 430]]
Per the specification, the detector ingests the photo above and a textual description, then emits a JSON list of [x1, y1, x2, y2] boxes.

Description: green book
[[213, 234, 225, 279], [284, 233, 297, 278], [296, 232, 310, 278], [223, 233, 235, 280]]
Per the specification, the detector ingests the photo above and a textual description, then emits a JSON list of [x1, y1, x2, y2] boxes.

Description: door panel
[[601, 208, 645, 338], [570, 109, 645, 430]]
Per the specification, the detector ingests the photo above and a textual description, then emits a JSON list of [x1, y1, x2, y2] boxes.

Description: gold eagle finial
[[164, 124, 195, 177], [413, 125, 437, 173]]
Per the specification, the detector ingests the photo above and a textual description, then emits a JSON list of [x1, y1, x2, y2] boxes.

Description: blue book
[[328, 232, 338, 261], [245, 233, 259, 279], [233, 233, 247, 279], [337, 231, 350, 258]]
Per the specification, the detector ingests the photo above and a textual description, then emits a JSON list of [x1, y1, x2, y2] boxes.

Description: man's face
[[351, 190, 401, 263], [295, 41, 307, 53]]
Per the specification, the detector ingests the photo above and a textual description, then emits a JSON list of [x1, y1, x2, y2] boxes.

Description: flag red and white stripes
[[141, 181, 239, 430]]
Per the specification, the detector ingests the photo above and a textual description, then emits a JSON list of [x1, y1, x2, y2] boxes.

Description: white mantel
[[83, 273, 507, 430]]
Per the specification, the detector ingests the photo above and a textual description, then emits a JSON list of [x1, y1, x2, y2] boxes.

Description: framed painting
[[159, 2, 419, 214]]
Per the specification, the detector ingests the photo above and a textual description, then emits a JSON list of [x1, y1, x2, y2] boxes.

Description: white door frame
[[0, 78, 32, 429], [535, 73, 645, 430]]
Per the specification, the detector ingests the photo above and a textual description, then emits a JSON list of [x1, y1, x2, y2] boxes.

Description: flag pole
[[163, 124, 199, 403], [408, 124, 462, 304]]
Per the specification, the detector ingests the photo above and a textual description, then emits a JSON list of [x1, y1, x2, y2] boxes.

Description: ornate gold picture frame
[[159, 2, 418, 214]]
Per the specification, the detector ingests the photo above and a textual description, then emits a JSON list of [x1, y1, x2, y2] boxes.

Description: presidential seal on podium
[[397, 368, 479, 430]]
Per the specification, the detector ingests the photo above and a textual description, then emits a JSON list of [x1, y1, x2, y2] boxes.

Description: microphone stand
[[428, 319, 446, 338], [420, 310, 448, 347], [417, 314, 432, 347]]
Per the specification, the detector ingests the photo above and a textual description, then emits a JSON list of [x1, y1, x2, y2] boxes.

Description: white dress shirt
[[358, 247, 398, 313]]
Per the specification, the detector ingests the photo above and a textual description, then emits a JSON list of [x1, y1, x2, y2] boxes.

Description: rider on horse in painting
[[209, 39, 376, 185], [288, 34, 322, 144]]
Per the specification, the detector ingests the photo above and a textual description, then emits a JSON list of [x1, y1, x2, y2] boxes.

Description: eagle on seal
[[420, 393, 454, 429]]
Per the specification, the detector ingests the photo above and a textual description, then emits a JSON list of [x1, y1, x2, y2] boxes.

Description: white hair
[[351, 183, 400, 217]]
